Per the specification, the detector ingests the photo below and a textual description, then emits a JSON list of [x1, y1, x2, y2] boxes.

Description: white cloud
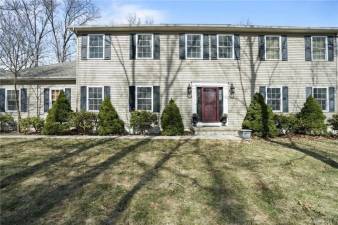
[[93, 3, 167, 25]]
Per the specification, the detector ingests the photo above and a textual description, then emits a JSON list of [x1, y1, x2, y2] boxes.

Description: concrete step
[[193, 126, 240, 137]]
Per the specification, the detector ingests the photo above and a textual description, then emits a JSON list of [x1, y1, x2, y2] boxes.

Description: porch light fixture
[[187, 83, 192, 98], [230, 83, 235, 98]]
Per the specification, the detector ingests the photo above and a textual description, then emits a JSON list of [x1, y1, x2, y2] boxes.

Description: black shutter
[[234, 34, 240, 60], [258, 35, 265, 61], [153, 86, 160, 112], [259, 86, 266, 101], [179, 33, 185, 60], [21, 88, 27, 112], [80, 86, 87, 111], [81, 35, 87, 60], [104, 34, 111, 60], [104, 86, 110, 100], [130, 34, 136, 60], [306, 87, 312, 99], [44, 88, 49, 112], [197, 87, 202, 121], [203, 34, 209, 60], [328, 36, 334, 61], [65, 88, 71, 104], [329, 87, 335, 112], [282, 86, 288, 112], [210, 34, 217, 60], [154, 33, 160, 59], [129, 86, 135, 112], [282, 35, 288, 61], [304, 36, 311, 61], [0, 88, 5, 112]]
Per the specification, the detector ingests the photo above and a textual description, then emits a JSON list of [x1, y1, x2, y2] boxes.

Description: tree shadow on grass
[[191, 139, 250, 224], [101, 139, 190, 225], [0, 138, 43, 149], [0, 138, 114, 189], [1, 138, 151, 225], [267, 137, 338, 169]]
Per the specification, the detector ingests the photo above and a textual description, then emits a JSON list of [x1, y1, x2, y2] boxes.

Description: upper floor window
[[88, 34, 104, 59], [136, 34, 153, 59], [88, 87, 103, 111], [312, 87, 328, 111], [7, 90, 18, 111], [265, 36, 281, 60], [186, 34, 202, 59], [266, 87, 282, 111], [136, 86, 153, 111], [311, 36, 327, 61], [217, 35, 234, 59]]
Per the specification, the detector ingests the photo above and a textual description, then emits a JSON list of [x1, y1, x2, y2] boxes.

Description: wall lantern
[[187, 83, 192, 98], [230, 83, 235, 98]]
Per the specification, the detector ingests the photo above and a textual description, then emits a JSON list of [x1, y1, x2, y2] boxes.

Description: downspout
[[71, 27, 79, 112], [336, 33, 338, 113]]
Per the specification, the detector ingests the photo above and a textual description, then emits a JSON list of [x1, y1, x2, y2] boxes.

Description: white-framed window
[[186, 34, 203, 59], [266, 87, 282, 112], [311, 36, 328, 61], [136, 86, 153, 111], [217, 34, 234, 59], [6, 89, 18, 112], [50, 89, 64, 106], [312, 87, 328, 111], [265, 35, 281, 60], [87, 87, 103, 111], [136, 34, 153, 59], [88, 34, 104, 59]]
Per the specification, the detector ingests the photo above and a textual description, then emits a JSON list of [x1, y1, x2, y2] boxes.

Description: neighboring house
[[1, 24, 338, 132], [0, 62, 76, 118]]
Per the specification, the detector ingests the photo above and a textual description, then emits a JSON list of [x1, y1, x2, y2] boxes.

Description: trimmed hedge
[[328, 114, 338, 131], [161, 99, 184, 136], [130, 111, 158, 134], [20, 117, 44, 134], [97, 98, 124, 135], [70, 112, 98, 135], [242, 93, 277, 137]]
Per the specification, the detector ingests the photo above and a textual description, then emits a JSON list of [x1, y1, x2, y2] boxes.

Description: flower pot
[[239, 129, 252, 140]]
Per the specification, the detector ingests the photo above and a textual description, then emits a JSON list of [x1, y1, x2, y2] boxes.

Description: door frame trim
[[191, 82, 228, 126]]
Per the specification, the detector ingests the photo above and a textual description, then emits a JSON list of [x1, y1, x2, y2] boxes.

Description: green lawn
[[0, 137, 337, 225]]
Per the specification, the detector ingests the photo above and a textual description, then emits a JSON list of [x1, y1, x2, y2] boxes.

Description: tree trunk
[[14, 72, 21, 132]]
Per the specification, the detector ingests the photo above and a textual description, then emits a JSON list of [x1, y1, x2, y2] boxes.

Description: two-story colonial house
[[1, 24, 338, 133]]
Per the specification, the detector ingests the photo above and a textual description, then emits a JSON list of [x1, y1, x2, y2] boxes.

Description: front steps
[[193, 126, 241, 139]]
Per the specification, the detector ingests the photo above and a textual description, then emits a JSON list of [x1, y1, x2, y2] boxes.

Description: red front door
[[202, 87, 219, 122]]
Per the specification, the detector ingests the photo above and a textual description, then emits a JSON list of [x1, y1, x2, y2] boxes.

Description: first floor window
[[51, 89, 62, 105], [136, 86, 152, 111], [267, 87, 281, 111], [265, 36, 281, 60], [88, 87, 103, 111], [312, 36, 327, 61], [136, 34, 153, 58], [186, 34, 202, 59], [88, 34, 104, 59], [218, 35, 233, 59], [313, 87, 327, 111], [7, 90, 18, 111]]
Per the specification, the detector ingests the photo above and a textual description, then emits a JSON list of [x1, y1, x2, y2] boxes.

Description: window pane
[[89, 35, 104, 58], [137, 87, 152, 111], [266, 36, 280, 60], [137, 34, 152, 58], [7, 90, 17, 111], [218, 35, 233, 58], [312, 37, 326, 60], [267, 88, 281, 111], [51, 90, 62, 105], [88, 87, 103, 111], [187, 34, 201, 58], [313, 88, 327, 110]]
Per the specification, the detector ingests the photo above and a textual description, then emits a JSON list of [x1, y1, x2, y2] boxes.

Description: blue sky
[[94, 0, 338, 27]]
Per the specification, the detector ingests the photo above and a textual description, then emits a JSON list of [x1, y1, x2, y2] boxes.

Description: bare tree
[[127, 13, 154, 26], [0, 8, 34, 131], [43, 0, 99, 63], [4, 0, 49, 67]]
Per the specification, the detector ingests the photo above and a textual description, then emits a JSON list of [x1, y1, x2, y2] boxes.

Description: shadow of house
[[102, 139, 190, 225], [268, 138, 338, 169], [1, 139, 151, 225], [0, 138, 113, 189]]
